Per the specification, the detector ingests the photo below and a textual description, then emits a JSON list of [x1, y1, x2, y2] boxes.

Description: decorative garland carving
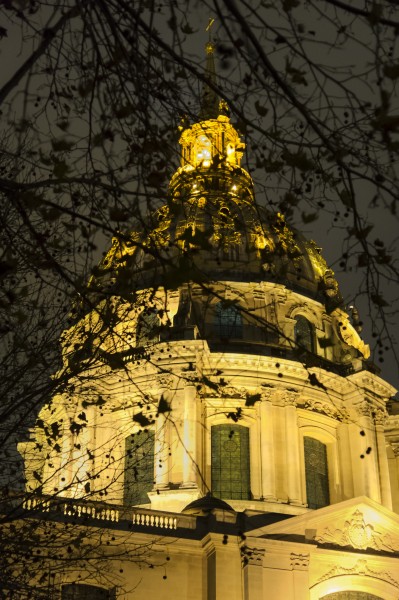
[[317, 558, 399, 588], [300, 397, 348, 421], [315, 509, 399, 552]]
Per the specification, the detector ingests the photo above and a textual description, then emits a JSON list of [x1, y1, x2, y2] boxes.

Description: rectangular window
[[124, 430, 155, 505], [211, 424, 250, 500], [304, 436, 330, 509]]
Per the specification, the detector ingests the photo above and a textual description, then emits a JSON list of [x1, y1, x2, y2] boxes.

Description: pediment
[[249, 497, 399, 553]]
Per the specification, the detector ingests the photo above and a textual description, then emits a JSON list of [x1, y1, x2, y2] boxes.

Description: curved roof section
[[182, 492, 235, 515], [87, 168, 342, 312]]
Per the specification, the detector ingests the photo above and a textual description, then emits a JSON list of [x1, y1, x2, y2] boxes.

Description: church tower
[[18, 42, 399, 600]]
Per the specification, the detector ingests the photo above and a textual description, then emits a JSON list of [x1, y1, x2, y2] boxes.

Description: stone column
[[260, 400, 276, 500], [285, 404, 302, 505], [375, 411, 392, 510], [154, 412, 169, 489], [353, 402, 381, 503], [291, 552, 309, 600], [181, 384, 197, 488]]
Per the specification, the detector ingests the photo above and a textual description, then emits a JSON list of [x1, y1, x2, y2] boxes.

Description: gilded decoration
[[305, 240, 329, 278], [317, 558, 399, 588], [271, 213, 302, 264], [334, 310, 370, 359], [315, 509, 399, 552]]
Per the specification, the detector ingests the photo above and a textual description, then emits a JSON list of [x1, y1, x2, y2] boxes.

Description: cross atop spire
[[200, 19, 220, 120]]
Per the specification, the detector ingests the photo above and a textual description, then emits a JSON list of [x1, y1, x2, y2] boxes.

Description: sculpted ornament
[[317, 558, 399, 589], [334, 310, 370, 358], [290, 552, 309, 570], [176, 370, 199, 385], [355, 400, 372, 419], [390, 442, 399, 458], [315, 509, 399, 552], [373, 408, 388, 426], [204, 384, 246, 399], [301, 397, 348, 421], [241, 546, 265, 566]]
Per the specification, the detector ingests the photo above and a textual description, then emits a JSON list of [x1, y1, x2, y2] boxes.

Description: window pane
[[62, 584, 115, 600], [215, 302, 243, 339], [294, 316, 313, 352], [124, 430, 155, 505], [304, 436, 330, 509], [211, 425, 250, 500]]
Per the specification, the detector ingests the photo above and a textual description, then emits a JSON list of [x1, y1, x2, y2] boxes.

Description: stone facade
[[16, 45, 399, 599]]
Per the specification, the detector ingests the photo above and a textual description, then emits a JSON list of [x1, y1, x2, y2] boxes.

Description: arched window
[[215, 302, 243, 340], [62, 584, 115, 599], [211, 424, 250, 500], [304, 436, 330, 509], [124, 430, 155, 505], [321, 594, 383, 600], [294, 315, 314, 352], [136, 308, 159, 345]]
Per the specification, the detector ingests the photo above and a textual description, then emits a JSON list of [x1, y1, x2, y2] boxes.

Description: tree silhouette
[[0, 0, 398, 596]]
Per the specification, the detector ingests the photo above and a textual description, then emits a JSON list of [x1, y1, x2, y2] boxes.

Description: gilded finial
[[206, 18, 215, 55], [200, 17, 219, 120], [206, 18, 215, 36]]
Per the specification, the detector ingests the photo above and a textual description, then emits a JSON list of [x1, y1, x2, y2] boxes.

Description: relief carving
[[355, 400, 372, 419], [290, 552, 309, 570], [315, 509, 399, 552], [317, 558, 399, 588], [241, 546, 265, 566], [176, 370, 199, 385], [374, 408, 388, 426], [390, 442, 399, 458], [300, 397, 348, 421]]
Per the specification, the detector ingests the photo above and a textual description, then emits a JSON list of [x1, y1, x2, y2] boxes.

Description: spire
[[199, 19, 220, 120]]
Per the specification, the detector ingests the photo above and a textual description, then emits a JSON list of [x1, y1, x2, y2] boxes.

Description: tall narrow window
[[304, 436, 330, 509], [211, 424, 250, 500], [124, 430, 155, 505], [215, 302, 243, 340], [294, 315, 314, 352], [136, 308, 159, 345], [62, 584, 115, 600]]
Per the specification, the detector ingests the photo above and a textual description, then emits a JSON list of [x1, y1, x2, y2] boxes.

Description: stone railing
[[22, 496, 120, 523], [20, 495, 196, 531], [132, 510, 177, 530]]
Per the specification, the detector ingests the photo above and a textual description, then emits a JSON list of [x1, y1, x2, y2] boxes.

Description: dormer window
[[215, 301, 243, 340]]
